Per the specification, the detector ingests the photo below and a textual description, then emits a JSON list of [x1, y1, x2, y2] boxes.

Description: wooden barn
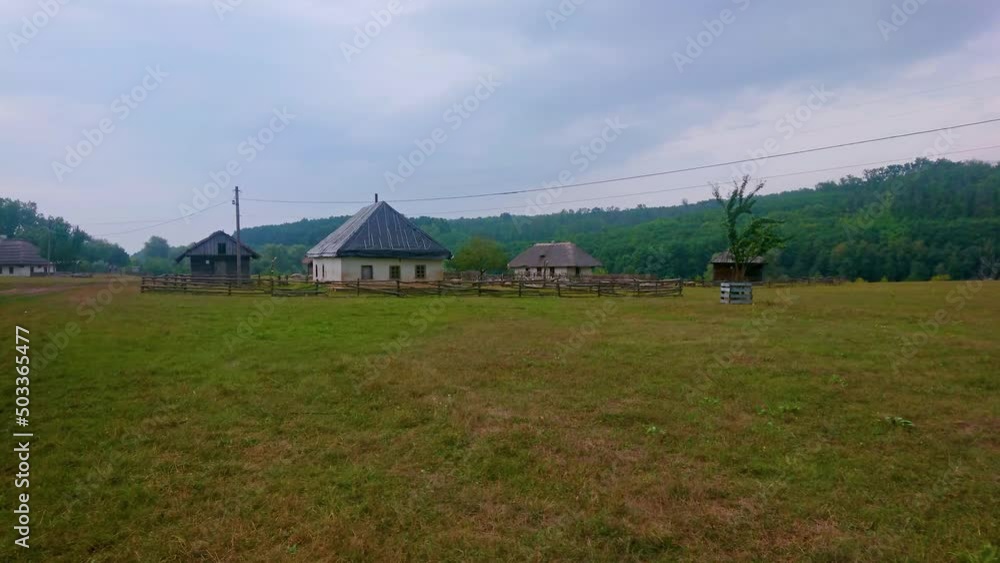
[[175, 231, 259, 277], [710, 250, 766, 282]]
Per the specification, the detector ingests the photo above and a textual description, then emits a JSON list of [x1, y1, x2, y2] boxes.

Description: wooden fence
[[141, 275, 683, 299]]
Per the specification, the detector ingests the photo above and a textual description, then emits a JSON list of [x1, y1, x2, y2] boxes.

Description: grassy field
[[1, 277, 998, 561]]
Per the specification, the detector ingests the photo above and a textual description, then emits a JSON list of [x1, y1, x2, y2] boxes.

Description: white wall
[[312, 257, 445, 282], [1, 265, 32, 276], [514, 266, 595, 279]]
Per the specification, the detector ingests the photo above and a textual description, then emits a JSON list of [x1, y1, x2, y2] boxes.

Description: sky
[[2, 0, 999, 252]]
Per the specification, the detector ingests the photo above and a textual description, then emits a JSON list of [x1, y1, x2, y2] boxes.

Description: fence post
[[437, 280, 443, 297], [518, 280, 522, 297], [270, 276, 275, 295], [396, 279, 401, 297], [227, 282, 232, 296], [477, 281, 482, 297], [556, 279, 561, 298], [635, 281, 640, 297], [356, 279, 361, 296], [597, 281, 602, 298]]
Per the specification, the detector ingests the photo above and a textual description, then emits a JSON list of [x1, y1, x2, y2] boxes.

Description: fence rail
[[140, 275, 684, 299]]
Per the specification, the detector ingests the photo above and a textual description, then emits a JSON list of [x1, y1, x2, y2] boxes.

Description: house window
[[549, 267, 556, 277], [321, 264, 326, 278], [361, 265, 373, 280], [575, 267, 581, 276], [217, 242, 227, 255], [389, 265, 401, 280], [415, 265, 426, 279], [536, 267, 542, 275], [7, 267, 12, 275]]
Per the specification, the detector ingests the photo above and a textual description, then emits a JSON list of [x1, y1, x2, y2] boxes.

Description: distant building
[[710, 250, 766, 282], [306, 201, 452, 282], [0, 237, 55, 276], [175, 231, 260, 277], [508, 242, 602, 279]]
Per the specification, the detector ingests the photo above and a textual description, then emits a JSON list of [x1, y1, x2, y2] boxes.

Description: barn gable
[[175, 231, 260, 262]]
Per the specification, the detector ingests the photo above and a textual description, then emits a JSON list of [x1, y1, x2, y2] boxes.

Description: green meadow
[[1, 277, 997, 561]]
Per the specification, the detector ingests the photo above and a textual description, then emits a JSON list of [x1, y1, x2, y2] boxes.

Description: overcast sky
[[3, 0, 999, 251]]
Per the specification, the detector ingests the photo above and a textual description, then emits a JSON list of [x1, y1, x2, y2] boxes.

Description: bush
[[931, 274, 952, 281]]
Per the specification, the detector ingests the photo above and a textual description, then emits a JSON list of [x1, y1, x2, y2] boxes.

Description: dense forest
[[3, 158, 997, 280], [241, 158, 999, 281], [0, 199, 129, 271]]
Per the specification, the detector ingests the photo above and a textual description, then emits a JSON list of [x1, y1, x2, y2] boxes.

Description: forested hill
[[241, 158, 999, 281]]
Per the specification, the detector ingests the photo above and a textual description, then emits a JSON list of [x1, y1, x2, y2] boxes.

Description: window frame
[[389, 265, 401, 280], [217, 242, 227, 255], [415, 264, 426, 279]]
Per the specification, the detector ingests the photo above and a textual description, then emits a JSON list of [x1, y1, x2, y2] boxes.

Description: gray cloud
[[2, 0, 999, 250]]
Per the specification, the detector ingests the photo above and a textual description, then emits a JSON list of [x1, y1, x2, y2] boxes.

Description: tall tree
[[451, 237, 509, 279], [711, 176, 788, 281], [143, 236, 170, 259]]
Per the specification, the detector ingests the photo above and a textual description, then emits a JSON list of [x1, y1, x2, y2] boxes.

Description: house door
[[214, 259, 228, 276], [361, 265, 373, 280]]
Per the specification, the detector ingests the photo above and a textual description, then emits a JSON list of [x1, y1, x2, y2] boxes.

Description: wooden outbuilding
[[710, 250, 766, 282], [508, 242, 602, 280], [175, 231, 260, 277]]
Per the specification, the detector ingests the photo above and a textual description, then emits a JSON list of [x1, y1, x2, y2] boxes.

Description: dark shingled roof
[[508, 242, 602, 268], [710, 250, 766, 265], [0, 239, 51, 266], [175, 231, 260, 263], [306, 201, 452, 259]]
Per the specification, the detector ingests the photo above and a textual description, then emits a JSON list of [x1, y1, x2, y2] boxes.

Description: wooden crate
[[720, 282, 753, 304]]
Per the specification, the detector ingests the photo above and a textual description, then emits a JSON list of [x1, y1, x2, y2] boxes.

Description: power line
[[244, 117, 1000, 206], [94, 201, 229, 238], [414, 143, 1000, 217]]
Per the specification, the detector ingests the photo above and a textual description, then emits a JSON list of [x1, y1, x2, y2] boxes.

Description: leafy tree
[[143, 236, 170, 259], [711, 176, 788, 281], [450, 237, 508, 278]]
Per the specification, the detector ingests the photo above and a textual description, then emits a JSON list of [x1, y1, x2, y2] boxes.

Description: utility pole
[[234, 186, 242, 285]]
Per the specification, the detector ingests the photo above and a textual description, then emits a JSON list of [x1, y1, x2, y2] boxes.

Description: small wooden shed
[[710, 250, 766, 282], [175, 231, 259, 277]]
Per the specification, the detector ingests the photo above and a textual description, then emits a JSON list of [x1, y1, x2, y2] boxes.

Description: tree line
[[239, 158, 999, 281], [4, 158, 997, 280]]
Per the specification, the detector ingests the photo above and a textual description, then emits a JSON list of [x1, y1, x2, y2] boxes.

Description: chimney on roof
[[375, 193, 378, 202]]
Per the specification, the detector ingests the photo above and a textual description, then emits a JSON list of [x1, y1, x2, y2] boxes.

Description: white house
[[0, 237, 55, 277], [305, 201, 452, 282], [508, 242, 602, 280]]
